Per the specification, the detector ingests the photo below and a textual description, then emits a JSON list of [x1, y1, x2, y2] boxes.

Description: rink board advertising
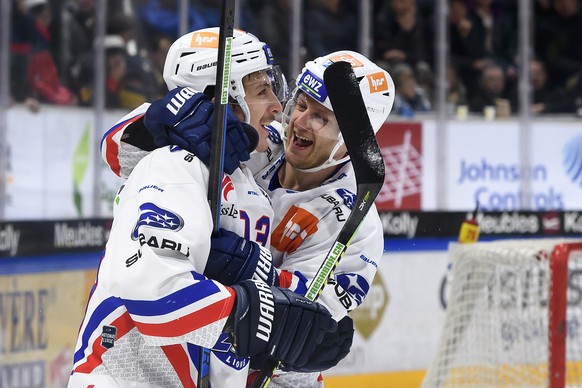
[[0, 219, 111, 258], [3, 212, 582, 258]]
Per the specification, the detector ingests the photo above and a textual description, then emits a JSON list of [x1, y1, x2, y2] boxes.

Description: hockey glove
[[281, 315, 354, 372], [228, 280, 337, 367], [204, 228, 278, 286], [144, 86, 258, 174]]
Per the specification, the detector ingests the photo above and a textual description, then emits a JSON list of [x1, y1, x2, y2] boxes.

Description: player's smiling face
[[284, 92, 343, 170], [232, 70, 283, 152]]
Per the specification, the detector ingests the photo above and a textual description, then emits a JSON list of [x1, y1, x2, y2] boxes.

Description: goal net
[[422, 238, 582, 388]]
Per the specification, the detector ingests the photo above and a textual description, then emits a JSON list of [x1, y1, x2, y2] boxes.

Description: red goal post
[[422, 238, 582, 388]]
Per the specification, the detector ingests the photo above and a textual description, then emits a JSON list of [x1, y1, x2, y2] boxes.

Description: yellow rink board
[[325, 370, 426, 388]]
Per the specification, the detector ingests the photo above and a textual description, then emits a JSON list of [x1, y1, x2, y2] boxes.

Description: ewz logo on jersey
[[336, 188, 356, 210], [131, 202, 183, 240], [563, 135, 582, 185], [336, 273, 369, 306]]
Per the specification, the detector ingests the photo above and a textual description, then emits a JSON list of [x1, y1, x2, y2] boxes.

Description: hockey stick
[[251, 61, 386, 388], [199, 1, 235, 387], [208, 0, 235, 231]]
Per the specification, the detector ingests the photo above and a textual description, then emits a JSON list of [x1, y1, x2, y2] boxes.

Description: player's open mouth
[[292, 131, 313, 147]]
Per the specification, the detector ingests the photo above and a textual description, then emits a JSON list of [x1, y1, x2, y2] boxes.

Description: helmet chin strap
[[234, 95, 251, 124], [295, 138, 350, 173]]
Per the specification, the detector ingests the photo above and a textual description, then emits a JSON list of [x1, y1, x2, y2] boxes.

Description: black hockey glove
[[228, 280, 337, 368], [144, 86, 258, 174], [204, 228, 278, 286], [281, 315, 354, 372]]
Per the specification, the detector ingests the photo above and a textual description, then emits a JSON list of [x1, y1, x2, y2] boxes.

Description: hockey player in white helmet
[[69, 28, 353, 388], [97, 43, 394, 387], [242, 51, 393, 386]]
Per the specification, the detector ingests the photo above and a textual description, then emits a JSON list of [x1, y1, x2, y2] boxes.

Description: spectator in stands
[[26, 0, 77, 105], [449, 0, 491, 103], [509, 59, 570, 114], [469, 0, 517, 69], [252, 0, 293, 76], [556, 68, 582, 115], [447, 64, 468, 108], [10, 0, 41, 112], [107, 14, 160, 103], [60, 0, 97, 87], [535, 0, 582, 86], [393, 64, 432, 117], [303, 0, 358, 60], [136, 0, 206, 40], [72, 35, 149, 109], [145, 34, 174, 99], [374, 0, 431, 79], [469, 63, 512, 114], [195, 0, 258, 33]]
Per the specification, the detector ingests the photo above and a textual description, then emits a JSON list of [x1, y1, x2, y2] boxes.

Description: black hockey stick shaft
[[208, 0, 235, 234], [251, 61, 386, 388], [201, 1, 235, 387]]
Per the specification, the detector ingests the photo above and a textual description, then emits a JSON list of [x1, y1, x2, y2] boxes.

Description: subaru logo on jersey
[[131, 202, 184, 240], [336, 273, 369, 305], [336, 188, 356, 210], [298, 69, 327, 103]]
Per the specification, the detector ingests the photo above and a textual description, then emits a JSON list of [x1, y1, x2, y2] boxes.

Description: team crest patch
[[267, 125, 283, 144], [336, 273, 369, 305], [336, 188, 356, 210], [132, 202, 184, 240]]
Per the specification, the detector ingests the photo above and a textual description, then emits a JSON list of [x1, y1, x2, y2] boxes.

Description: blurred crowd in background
[[6, 0, 582, 117]]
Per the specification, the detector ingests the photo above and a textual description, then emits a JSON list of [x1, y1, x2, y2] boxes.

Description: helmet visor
[[283, 90, 341, 140], [235, 65, 289, 105]]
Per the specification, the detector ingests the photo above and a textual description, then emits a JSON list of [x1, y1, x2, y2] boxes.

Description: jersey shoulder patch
[[335, 188, 356, 210], [267, 125, 283, 145]]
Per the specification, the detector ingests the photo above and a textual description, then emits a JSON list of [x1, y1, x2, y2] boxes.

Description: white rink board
[[328, 247, 450, 376], [5, 106, 124, 219], [444, 120, 582, 211], [4, 110, 582, 219]]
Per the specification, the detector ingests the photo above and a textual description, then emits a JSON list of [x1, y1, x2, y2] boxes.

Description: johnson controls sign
[[447, 121, 582, 211], [456, 159, 563, 210]]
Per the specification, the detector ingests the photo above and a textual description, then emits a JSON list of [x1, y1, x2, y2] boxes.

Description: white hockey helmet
[[284, 50, 394, 172], [163, 27, 287, 123], [293, 50, 394, 133]]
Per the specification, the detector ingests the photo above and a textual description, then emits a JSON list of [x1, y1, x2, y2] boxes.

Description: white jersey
[[97, 112, 384, 388], [70, 105, 273, 388], [246, 123, 383, 322]]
